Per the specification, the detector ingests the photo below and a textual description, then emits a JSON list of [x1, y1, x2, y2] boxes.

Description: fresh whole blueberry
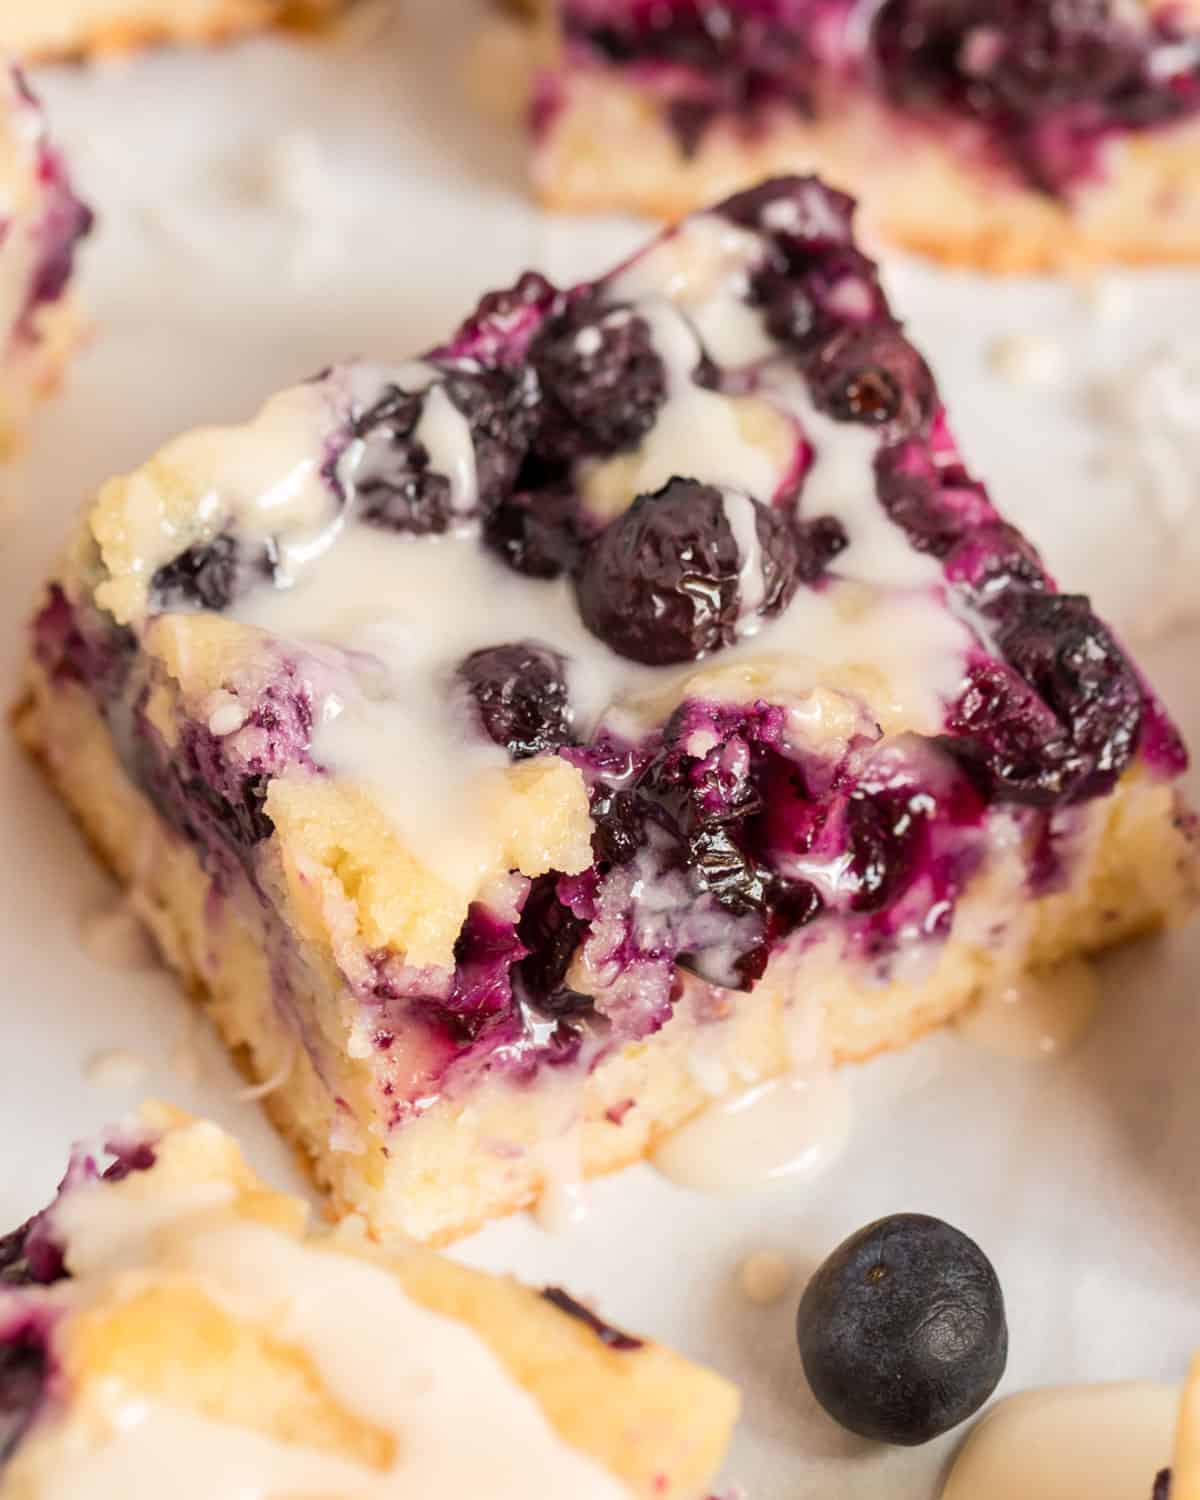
[[1153, 1471, 1172, 1500], [532, 299, 667, 459], [458, 642, 573, 760], [576, 478, 799, 665], [797, 1212, 1007, 1446], [150, 533, 240, 613]]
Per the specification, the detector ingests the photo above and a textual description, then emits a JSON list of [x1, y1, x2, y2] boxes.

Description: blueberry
[[797, 1212, 1007, 1446], [794, 515, 849, 582], [351, 385, 453, 534], [353, 369, 536, 533], [845, 788, 923, 913], [875, 442, 993, 558], [150, 533, 240, 612], [452, 271, 559, 365], [576, 478, 799, 666], [752, 248, 887, 354], [719, 176, 856, 255], [1154, 1471, 1172, 1500], [0, 1329, 48, 1462], [957, 591, 1144, 804], [1002, 594, 1143, 792], [514, 875, 591, 1013], [484, 487, 586, 580], [873, 0, 1141, 117], [458, 642, 573, 760], [532, 299, 667, 460], [807, 324, 937, 438], [943, 521, 1047, 598]]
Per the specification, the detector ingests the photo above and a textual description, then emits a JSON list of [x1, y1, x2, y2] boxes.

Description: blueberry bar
[[524, 0, 1200, 270], [0, 70, 89, 456], [0, 0, 345, 59], [18, 176, 1196, 1242], [0, 1105, 736, 1498]]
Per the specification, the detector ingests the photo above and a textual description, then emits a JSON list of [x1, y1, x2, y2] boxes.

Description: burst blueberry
[[532, 300, 667, 459], [807, 323, 937, 438], [150, 533, 240, 613], [353, 369, 536, 534], [576, 478, 799, 666], [459, 642, 573, 760]]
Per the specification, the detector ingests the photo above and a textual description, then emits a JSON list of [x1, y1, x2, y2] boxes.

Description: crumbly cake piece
[[0, 70, 90, 457], [524, 0, 1200, 270], [0, 0, 345, 60], [18, 176, 1196, 1243], [0, 1105, 737, 1499]]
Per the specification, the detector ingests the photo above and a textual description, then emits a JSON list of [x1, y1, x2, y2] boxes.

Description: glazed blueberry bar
[[18, 177, 1197, 1243], [525, 0, 1200, 269], [0, 0, 344, 59], [0, 70, 89, 456], [0, 1106, 736, 1498]]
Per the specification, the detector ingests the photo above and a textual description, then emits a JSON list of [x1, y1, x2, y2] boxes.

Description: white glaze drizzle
[[221, 213, 971, 898], [38, 1169, 633, 1500], [652, 986, 851, 1195]]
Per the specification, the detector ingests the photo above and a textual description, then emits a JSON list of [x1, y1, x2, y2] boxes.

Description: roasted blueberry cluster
[[873, 0, 1200, 190], [556, 0, 1199, 191], [561, 0, 821, 154]]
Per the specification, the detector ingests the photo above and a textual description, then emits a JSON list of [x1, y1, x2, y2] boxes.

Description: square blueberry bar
[[0, 1105, 736, 1498], [19, 177, 1196, 1241], [523, 0, 1200, 269]]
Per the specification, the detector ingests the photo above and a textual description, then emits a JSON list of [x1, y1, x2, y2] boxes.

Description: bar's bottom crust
[[534, 75, 1200, 272], [0, 0, 346, 61], [17, 665, 1197, 1244]]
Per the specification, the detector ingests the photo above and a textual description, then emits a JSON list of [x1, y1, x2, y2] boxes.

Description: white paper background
[[2, 3, 1198, 1495]]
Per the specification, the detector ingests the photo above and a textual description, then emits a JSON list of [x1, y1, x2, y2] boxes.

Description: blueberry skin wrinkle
[[796, 1212, 1008, 1446]]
